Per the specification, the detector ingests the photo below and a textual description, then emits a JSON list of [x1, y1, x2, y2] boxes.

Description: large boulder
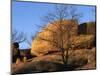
[[31, 20, 78, 56]]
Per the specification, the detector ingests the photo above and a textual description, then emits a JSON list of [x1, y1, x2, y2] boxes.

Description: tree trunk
[[61, 50, 66, 64], [65, 49, 68, 65]]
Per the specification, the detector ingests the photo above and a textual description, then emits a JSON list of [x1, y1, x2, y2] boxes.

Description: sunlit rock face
[[31, 19, 78, 56], [70, 35, 95, 50]]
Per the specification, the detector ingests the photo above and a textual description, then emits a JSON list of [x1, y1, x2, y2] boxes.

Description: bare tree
[[26, 35, 35, 47], [68, 5, 83, 22], [12, 30, 26, 43], [12, 30, 26, 63], [26, 31, 39, 47], [34, 5, 83, 64]]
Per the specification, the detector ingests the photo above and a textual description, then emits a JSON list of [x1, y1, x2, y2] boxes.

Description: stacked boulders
[[31, 20, 95, 56]]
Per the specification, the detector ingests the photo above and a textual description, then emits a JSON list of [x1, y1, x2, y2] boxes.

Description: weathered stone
[[31, 20, 95, 56], [31, 20, 78, 56], [70, 35, 95, 49]]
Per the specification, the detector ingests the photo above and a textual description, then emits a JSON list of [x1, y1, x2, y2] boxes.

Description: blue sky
[[12, 1, 96, 49]]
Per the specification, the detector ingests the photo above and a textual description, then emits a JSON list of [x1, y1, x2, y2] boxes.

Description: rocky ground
[[11, 47, 96, 75]]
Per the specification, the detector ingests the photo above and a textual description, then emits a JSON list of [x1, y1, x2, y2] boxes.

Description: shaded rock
[[68, 47, 96, 70], [70, 58, 88, 66], [12, 61, 65, 74], [12, 62, 36, 75], [12, 58, 88, 75], [78, 22, 96, 35]]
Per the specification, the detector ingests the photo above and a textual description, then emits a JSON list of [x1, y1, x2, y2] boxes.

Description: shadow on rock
[[62, 58, 88, 71], [12, 58, 88, 75]]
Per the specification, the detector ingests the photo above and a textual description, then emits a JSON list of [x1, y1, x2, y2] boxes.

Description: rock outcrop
[[31, 20, 78, 56], [31, 20, 95, 56], [78, 22, 96, 35], [12, 47, 96, 74]]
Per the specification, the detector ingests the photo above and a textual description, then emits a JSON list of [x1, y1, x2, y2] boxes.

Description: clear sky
[[12, 1, 96, 49]]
